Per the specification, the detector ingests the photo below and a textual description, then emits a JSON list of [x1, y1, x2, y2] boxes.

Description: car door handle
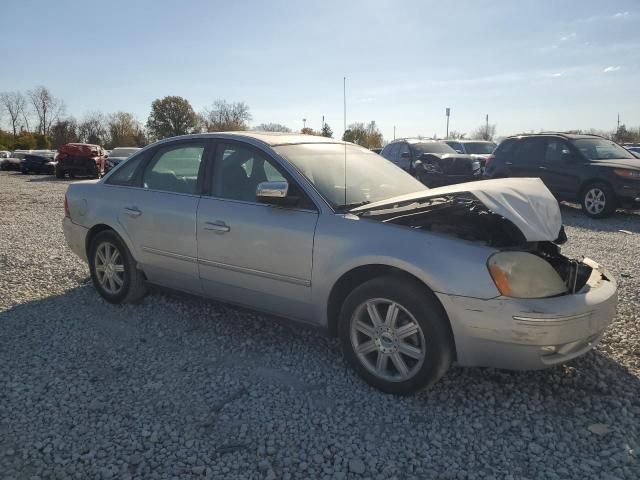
[[538, 166, 547, 170], [204, 221, 230, 233], [505, 161, 513, 166], [122, 207, 142, 217]]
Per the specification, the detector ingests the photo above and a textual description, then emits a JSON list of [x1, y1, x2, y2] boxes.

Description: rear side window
[[515, 138, 546, 165], [106, 153, 146, 186], [142, 144, 205, 194]]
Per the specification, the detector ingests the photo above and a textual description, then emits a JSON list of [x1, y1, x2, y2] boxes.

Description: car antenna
[[343, 76, 347, 209]]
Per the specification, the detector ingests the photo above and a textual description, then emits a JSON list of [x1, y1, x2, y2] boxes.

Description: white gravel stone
[[0, 173, 639, 479]]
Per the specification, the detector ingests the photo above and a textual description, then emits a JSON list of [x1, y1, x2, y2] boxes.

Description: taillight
[[64, 194, 70, 218], [485, 154, 495, 168]]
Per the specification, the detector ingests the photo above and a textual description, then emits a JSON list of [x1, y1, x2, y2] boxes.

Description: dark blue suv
[[485, 133, 640, 218]]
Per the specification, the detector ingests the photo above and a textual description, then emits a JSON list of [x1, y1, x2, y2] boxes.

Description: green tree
[[13, 131, 37, 150], [201, 100, 251, 132], [147, 96, 200, 140], [34, 133, 51, 149], [613, 124, 633, 143], [342, 121, 383, 148], [321, 123, 333, 138]]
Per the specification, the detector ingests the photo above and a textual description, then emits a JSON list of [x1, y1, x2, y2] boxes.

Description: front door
[[196, 142, 318, 321], [117, 141, 208, 293]]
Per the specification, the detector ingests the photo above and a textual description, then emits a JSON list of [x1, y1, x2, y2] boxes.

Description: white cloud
[[613, 11, 630, 18], [560, 33, 576, 41], [603, 66, 621, 73], [551, 72, 564, 77]]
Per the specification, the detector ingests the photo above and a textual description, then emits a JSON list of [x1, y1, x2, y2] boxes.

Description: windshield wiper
[[335, 200, 371, 213]]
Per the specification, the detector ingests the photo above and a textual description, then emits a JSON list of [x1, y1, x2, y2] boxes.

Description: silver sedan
[[63, 132, 617, 394]]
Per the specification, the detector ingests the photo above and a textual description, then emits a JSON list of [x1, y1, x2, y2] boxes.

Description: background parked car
[[1, 151, 29, 171], [20, 152, 56, 175], [104, 147, 141, 173], [0, 150, 10, 159], [444, 139, 496, 165], [55, 143, 106, 179], [380, 139, 482, 187], [485, 133, 640, 218]]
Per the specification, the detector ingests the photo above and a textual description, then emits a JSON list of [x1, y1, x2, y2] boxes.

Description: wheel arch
[[578, 178, 617, 205], [85, 223, 141, 269], [326, 264, 457, 358]]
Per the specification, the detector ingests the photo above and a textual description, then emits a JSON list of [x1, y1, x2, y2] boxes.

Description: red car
[[55, 143, 106, 179]]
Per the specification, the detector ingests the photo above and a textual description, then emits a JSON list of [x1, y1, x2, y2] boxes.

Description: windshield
[[573, 139, 635, 160], [274, 143, 426, 209], [411, 142, 457, 155], [462, 142, 496, 154]]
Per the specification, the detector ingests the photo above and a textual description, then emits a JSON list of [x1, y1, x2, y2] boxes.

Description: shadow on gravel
[[560, 202, 640, 233]]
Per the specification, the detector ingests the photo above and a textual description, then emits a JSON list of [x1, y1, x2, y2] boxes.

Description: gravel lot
[[1, 171, 639, 480]]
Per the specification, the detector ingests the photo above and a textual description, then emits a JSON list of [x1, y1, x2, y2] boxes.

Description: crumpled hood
[[351, 177, 562, 242]]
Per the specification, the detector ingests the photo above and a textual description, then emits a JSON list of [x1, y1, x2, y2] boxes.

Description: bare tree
[[0, 91, 26, 137], [78, 112, 109, 145], [202, 100, 252, 132], [470, 123, 496, 141], [447, 130, 467, 140], [28, 86, 65, 136], [254, 123, 291, 132]]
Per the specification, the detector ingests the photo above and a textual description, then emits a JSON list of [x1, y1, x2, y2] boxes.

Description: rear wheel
[[88, 230, 147, 304], [581, 182, 616, 218], [338, 276, 453, 394], [55, 166, 65, 179]]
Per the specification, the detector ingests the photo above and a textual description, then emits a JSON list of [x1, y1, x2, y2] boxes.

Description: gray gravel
[[1, 171, 639, 479]]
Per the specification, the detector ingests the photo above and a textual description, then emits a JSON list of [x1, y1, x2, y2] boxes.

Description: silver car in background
[[63, 132, 617, 394]]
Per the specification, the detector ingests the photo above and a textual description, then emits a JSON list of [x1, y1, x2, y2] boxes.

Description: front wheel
[[88, 230, 147, 304], [338, 276, 453, 395], [581, 182, 616, 218]]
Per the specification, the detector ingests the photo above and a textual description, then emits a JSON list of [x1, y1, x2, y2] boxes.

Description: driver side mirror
[[256, 180, 289, 204], [400, 152, 410, 159]]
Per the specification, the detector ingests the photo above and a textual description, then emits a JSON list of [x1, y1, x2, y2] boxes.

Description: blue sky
[[2, 0, 639, 140]]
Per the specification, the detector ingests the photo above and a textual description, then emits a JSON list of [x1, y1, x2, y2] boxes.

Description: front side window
[[274, 143, 425, 209], [545, 140, 571, 163], [142, 144, 204, 194], [446, 141, 464, 153], [212, 144, 287, 202], [573, 138, 635, 160]]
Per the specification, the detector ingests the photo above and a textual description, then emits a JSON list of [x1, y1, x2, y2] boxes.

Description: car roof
[[388, 138, 443, 145], [446, 139, 495, 144], [153, 131, 345, 148], [503, 132, 608, 141]]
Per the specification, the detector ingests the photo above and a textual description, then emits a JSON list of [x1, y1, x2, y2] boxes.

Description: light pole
[[302, 118, 307, 129], [445, 107, 450, 138]]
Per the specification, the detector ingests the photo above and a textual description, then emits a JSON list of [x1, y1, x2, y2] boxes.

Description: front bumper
[[63, 217, 89, 262], [437, 258, 617, 370], [614, 182, 640, 209]]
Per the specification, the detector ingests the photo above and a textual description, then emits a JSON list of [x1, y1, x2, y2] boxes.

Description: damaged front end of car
[[352, 187, 595, 298]]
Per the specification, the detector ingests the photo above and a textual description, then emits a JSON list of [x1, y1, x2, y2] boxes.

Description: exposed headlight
[[488, 251, 567, 298], [614, 169, 640, 179]]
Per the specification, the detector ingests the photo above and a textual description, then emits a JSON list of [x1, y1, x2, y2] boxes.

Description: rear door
[[115, 140, 209, 294], [196, 141, 319, 321], [508, 138, 546, 178], [540, 138, 581, 199]]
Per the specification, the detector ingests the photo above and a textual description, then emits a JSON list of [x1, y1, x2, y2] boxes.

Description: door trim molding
[[141, 246, 198, 264], [198, 258, 311, 287]]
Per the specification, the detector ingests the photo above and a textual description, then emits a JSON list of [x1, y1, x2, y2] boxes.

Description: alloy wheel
[[350, 298, 426, 382], [584, 188, 606, 215], [94, 242, 125, 295]]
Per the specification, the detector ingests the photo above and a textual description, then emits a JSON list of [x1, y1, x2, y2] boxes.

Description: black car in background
[[485, 133, 640, 218], [20, 153, 56, 175], [380, 139, 482, 187]]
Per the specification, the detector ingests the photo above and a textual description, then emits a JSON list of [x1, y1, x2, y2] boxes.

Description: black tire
[[581, 182, 616, 218], [338, 275, 454, 395], [88, 230, 147, 304], [55, 167, 65, 179], [21, 169, 29, 175]]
